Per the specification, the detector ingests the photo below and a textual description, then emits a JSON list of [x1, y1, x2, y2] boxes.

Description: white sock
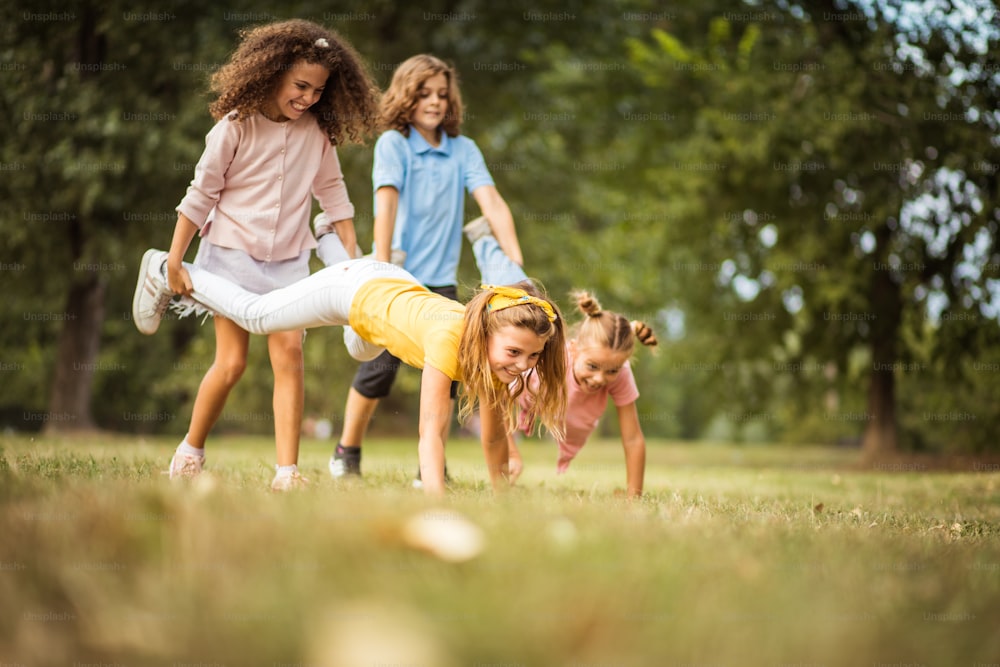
[[177, 441, 204, 458], [275, 464, 298, 476]]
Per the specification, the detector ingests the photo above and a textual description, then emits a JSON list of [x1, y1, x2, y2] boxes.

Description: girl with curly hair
[[314, 54, 524, 484], [161, 19, 379, 491], [133, 246, 567, 496]]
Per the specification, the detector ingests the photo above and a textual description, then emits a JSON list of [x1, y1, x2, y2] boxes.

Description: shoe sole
[[168, 453, 204, 480], [132, 248, 162, 335]]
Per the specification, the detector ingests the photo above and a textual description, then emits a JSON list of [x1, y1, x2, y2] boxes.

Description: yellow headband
[[482, 285, 557, 323]]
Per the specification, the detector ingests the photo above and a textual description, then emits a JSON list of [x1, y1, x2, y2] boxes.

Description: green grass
[[1, 433, 999, 666]]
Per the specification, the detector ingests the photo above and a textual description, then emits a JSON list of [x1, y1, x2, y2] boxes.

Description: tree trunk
[[44, 274, 106, 434], [861, 256, 902, 459], [862, 354, 898, 457], [40, 4, 109, 434]]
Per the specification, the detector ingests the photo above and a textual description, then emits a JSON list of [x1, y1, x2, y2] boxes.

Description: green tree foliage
[[586, 0, 1000, 452], [2, 0, 998, 453], [2, 0, 220, 432]]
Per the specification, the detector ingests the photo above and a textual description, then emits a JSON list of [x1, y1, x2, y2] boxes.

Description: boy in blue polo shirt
[[315, 54, 523, 482]]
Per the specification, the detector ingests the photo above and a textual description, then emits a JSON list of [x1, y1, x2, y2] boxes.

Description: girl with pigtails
[[508, 291, 658, 498], [465, 224, 658, 497]]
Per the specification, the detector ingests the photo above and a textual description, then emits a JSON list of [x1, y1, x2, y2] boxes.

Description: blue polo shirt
[[372, 127, 494, 287]]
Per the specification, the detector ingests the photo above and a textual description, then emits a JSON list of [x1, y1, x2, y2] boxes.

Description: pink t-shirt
[[177, 111, 355, 262], [518, 346, 639, 472]]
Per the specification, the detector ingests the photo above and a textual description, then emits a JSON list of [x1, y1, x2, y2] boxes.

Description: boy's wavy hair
[[208, 19, 379, 145], [379, 54, 464, 138], [457, 281, 566, 439]]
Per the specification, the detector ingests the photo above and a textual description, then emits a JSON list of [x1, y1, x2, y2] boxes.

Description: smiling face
[[410, 72, 449, 145], [264, 60, 329, 122], [486, 324, 548, 383], [569, 342, 631, 393]]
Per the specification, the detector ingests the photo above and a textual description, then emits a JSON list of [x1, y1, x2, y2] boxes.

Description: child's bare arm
[[617, 402, 646, 498], [479, 399, 512, 492], [167, 214, 199, 295], [472, 185, 523, 266], [372, 186, 399, 263], [416, 366, 452, 495], [507, 434, 523, 484]]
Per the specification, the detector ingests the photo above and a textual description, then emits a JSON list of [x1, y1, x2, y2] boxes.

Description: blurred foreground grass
[[1, 433, 998, 666]]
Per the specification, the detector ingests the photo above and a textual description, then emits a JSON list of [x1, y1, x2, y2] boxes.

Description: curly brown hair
[[208, 19, 379, 145], [379, 54, 464, 138]]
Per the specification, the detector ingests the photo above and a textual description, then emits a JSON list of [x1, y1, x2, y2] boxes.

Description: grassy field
[[1, 433, 998, 667]]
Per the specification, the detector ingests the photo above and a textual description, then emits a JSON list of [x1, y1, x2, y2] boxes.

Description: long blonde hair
[[379, 54, 464, 138], [457, 282, 566, 438]]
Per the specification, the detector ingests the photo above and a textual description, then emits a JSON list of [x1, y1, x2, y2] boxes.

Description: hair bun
[[571, 290, 602, 317], [630, 320, 658, 347]]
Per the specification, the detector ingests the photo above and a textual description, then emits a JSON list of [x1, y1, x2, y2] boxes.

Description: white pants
[[183, 254, 419, 362]]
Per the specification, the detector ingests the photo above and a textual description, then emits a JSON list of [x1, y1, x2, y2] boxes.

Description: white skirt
[[193, 242, 310, 295]]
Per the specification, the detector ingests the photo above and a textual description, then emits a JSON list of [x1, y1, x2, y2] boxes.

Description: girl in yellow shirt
[[134, 246, 566, 495]]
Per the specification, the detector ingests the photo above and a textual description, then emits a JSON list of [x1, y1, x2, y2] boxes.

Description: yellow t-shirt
[[349, 279, 466, 380]]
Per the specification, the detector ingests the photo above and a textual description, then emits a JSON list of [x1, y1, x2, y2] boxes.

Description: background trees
[[2, 0, 997, 453], [605, 0, 1000, 455]]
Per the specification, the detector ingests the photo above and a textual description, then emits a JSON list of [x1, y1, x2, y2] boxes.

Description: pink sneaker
[[271, 470, 310, 492], [168, 451, 204, 479]]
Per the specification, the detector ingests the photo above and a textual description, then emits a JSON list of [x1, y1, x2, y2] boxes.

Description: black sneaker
[[329, 444, 361, 478], [412, 463, 451, 489]]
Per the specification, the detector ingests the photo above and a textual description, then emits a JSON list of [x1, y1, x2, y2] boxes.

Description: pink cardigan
[[177, 112, 355, 261]]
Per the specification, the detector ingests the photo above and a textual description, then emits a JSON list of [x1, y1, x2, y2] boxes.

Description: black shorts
[[351, 284, 460, 400]]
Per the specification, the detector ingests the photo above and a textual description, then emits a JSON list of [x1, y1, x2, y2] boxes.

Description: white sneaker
[[271, 469, 310, 492], [463, 216, 492, 245], [168, 451, 204, 479], [132, 249, 173, 335]]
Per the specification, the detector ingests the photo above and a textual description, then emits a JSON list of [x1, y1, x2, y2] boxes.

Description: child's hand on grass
[[508, 455, 523, 485]]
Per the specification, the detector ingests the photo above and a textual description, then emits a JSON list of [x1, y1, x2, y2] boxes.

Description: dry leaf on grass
[[400, 509, 485, 563]]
